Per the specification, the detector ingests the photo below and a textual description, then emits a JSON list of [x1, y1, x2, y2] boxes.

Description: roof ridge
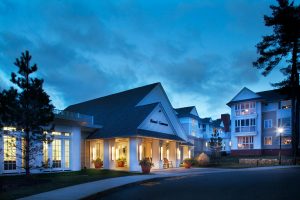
[[66, 82, 160, 109]]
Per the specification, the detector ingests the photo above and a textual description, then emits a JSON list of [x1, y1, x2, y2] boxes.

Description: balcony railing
[[53, 109, 94, 125], [235, 108, 256, 116], [235, 126, 256, 133]]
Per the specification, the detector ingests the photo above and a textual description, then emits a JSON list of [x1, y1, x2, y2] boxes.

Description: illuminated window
[[160, 146, 163, 161], [65, 140, 70, 168], [264, 136, 272, 145], [43, 141, 49, 167], [3, 127, 16, 131], [237, 136, 254, 149], [22, 138, 25, 169], [166, 149, 169, 160], [3, 136, 16, 170], [188, 150, 191, 159], [281, 137, 291, 145], [52, 139, 61, 168], [139, 144, 143, 160], [52, 131, 61, 136]]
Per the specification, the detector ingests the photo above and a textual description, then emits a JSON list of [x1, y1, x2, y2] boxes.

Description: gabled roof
[[211, 119, 222, 128], [227, 87, 289, 106], [257, 89, 289, 102], [65, 83, 160, 138], [174, 106, 195, 115], [200, 117, 212, 124], [65, 82, 183, 141], [174, 106, 200, 121]]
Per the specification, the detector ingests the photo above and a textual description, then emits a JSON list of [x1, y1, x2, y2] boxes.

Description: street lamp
[[277, 127, 284, 165]]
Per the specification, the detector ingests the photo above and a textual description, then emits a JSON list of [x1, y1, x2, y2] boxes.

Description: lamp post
[[277, 127, 284, 165]]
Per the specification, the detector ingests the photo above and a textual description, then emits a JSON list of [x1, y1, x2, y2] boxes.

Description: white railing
[[235, 126, 256, 133], [53, 109, 94, 125], [235, 108, 256, 116]]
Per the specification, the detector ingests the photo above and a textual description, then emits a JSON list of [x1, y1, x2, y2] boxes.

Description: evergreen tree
[[0, 51, 54, 175], [208, 128, 223, 159], [253, 0, 300, 163]]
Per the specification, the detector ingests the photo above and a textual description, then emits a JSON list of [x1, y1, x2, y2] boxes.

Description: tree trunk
[[25, 128, 30, 175], [291, 40, 299, 165]]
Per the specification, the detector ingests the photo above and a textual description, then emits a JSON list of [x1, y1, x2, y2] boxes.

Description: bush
[[197, 153, 210, 166]]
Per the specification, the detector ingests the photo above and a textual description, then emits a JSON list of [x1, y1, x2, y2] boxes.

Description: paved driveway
[[91, 167, 300, 200]]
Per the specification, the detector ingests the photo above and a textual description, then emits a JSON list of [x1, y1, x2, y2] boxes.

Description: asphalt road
[[91, 167, 300, 200]]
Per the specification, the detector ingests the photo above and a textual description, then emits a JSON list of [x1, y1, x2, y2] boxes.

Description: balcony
[[235, 108, 256, 116], [234, 126, 256, 136], [53, 109, 94, 126]]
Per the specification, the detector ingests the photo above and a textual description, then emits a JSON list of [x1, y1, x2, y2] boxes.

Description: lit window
[[43, 141, 49, 167], [281, 137, 291, 145], [3, 127, 16, 131], [65, 140, 70, 168], [278, 118, 291, 128], [264, 136, 272, 145], [237, 136, 254, 149], [52, 139, 62, 168], [52, 131, 61, 136], [160, 146, 163, 161], [111, 146, 115, 161], [3, 136, 16, 170]]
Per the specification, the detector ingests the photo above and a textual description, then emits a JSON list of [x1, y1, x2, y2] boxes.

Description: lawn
[[0, 169, 140, 200]]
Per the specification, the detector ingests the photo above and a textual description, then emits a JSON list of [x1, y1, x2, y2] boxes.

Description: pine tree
[[0, 51, 54, 175], [253, 0, 300, 163]]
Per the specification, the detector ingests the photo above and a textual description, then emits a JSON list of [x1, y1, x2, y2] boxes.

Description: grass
[[0, 169, 140, 200]]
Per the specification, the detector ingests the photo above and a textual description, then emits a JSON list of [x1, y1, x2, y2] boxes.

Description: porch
[[85, 137, 192, 171]]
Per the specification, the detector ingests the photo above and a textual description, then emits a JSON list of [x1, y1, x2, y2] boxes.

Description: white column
[[103, 139, 110, 169], [129, 137, 140, 171], [109, 139, 116, 169], [152, 139, 160, 169], [71, 126, 81, 171]]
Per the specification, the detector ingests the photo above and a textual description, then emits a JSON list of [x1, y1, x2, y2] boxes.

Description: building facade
[[227, 87, 297, 156], [0, 83, 193, 174]]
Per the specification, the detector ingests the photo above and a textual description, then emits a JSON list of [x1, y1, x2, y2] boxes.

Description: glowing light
[[167, 149, 169, 160], [111, 146, 115, 161], [229, 141, 232, 147], [92, 147, 96, 160], [277, 127, 284, 134], [177, 148, 181, 160], [160, 146, 163, 161], [139, 144, 143, 160], [188, 150, 191, 158], [3, 127, 16, 131]]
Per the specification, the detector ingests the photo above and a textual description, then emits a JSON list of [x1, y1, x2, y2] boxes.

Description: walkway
[[18, 166, 299, 200]]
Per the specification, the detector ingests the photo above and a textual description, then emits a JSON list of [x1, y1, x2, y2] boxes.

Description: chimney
[[221, 114, 230, 132]]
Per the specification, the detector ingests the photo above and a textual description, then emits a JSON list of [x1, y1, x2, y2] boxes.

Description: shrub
[[139, 158, 154, 168], [197, 153, 210, 166]]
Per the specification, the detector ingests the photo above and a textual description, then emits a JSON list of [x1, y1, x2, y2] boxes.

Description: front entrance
[[115, 138, 129, 169]]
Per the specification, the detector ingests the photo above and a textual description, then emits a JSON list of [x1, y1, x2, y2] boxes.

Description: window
[[278, 117, 291, 128], [235, 118, 256, 132], [264, 119, 272, 129], [202, 124, 206, 131], [3, 136, 17, 170], [280, 100, 292, 109], [52, 139, 62, 168], [191, 131, 196, 137], [43, 141, 49, 167], [281, 136, 291, 145], [237, 136, 254, 149], [65, 140, 70, 168], [235, 102, 256, 116], [264, 136, 272, 145]]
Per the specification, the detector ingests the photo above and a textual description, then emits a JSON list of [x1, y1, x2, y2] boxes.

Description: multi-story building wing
[[227, 87, 294, 156], [174, 106, 203, 156]]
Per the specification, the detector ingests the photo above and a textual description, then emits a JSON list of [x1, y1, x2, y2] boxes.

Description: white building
[[0, 83, 193, 174], [227, 87, 296, 156]]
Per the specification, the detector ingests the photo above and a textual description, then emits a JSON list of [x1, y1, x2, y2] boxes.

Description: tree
[[0, 51, 54, 175], [208, 128, 223, 159], [253, 0, 300, 163]]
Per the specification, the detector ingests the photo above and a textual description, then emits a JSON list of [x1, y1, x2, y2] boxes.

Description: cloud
[[0, 0, 274, 118]]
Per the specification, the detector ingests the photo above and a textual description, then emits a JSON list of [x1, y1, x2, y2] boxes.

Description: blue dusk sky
[[0, 0, 294, 119]]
